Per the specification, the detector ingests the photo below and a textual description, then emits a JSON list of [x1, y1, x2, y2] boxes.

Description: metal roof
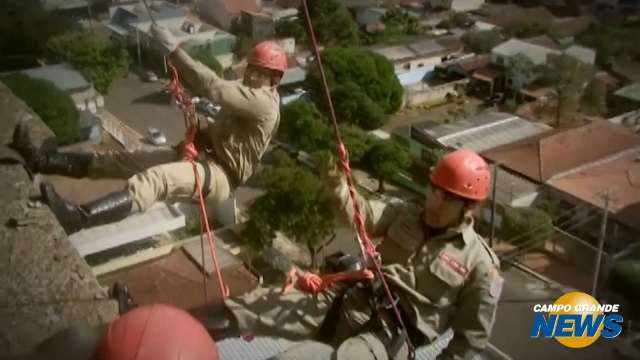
[[17, 63, 90, 92], [280, 67, 307, 86], [565, 45, 596, 65], [614, 83, 640, 102], [407, 39, 445, 55], [371, 45, 416, 61], [419, 112, 552, 153], [397, 66, 433, 86], [492, 39, 557, 65]]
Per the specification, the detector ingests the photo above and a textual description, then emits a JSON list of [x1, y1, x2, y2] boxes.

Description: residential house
[[354, 6, 388, 27], [612, 60, 640, 84], [549, 16, 592, 45], [478, 4, 555, 29], [435, 54, 491, 80], [198, 0, 260, 30], [17, 63, 103, 114], [369, 36, 463, 84], [240, 10, 275, 41], [108, 2, 236, 67], [487, 38, 595, 93], [482, 121, 640, 250], [427, 0, 485, 12]]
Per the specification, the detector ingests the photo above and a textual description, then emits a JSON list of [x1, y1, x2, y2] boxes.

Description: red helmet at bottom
[[93, 304, 219, 360], [430, 148, 491, 202]]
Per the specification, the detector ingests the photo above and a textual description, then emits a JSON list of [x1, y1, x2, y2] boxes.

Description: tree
[[609, 259, 640, 307], [339, 123, 376, 164], [581, 78, 607, 116], [505, 53, 537, 94], [279, 100, 332, 152], [275, 19, 307, 43], [499, 207, 553, 248], [47, 31, 130, 93], [461, 30, 503, 54], [2, 73, 80, 144], [382, 8, 422, 36], [187, 47, 223, 75], [541, 53, 594, 127], [305, 47, 403, 129], [242, 150, 335, 269], [505, 21, 549, 38], [306, 0, 360, 47], [0, 0, 70, 71], [364, 139, 410, 193]]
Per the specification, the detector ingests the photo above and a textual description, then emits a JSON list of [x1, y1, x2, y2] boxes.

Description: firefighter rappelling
[[10, 26, 287, 235]]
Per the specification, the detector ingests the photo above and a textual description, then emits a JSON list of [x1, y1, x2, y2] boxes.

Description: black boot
[[40, 183, 133, 234], [12, 122, 93, 177]]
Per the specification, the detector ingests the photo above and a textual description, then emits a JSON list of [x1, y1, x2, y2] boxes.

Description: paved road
[[105, 74, 187, 145]]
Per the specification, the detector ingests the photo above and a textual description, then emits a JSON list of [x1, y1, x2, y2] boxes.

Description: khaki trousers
[[86, 149, 231, 212]]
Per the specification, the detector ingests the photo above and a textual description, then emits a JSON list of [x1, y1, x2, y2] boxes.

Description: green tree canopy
[[2, 73, 80, 144], [499, 207, 553, 248], [306, 0, 360, 47], [305, 47, 403, 129], [461, 30, 504, 54], [364, 139, 411, 193], [0, 0, 70, 71], [47, 31, 130, 93], [609, 259, 640, 305], [275, 18, 307, 43], [278, 99, 376, 163], [187, 47, 223, 75], [581, 78, 607, 116], [541, 53, 594, 126], [505, 53, 538, 92], [242, 150, 335, 268]]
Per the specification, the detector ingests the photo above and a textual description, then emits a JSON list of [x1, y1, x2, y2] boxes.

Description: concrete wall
[[544, 228, 612, 275], [0, 81, 118, 357], [404, 78, 468, 107], [99, 109, 145, 152]]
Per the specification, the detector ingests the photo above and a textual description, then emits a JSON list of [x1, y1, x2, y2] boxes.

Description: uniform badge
[[439, 252, 469, 278]]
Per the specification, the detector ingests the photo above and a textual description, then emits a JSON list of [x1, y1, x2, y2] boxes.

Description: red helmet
[[430, 149, 490, 202], [93, 304, 219, 360], [248, 41, 287, 73]]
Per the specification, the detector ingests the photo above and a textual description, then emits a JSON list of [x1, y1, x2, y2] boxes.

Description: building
[[16, 63, 104, 114], [108, 1, 236, 67], [427, 0, 485, 12], [198, 0, 260, 30], [483, 121, 640, 249], [240, 10, 275, 41], [370, 37, 463, 73], [354, 6, 388, 27]]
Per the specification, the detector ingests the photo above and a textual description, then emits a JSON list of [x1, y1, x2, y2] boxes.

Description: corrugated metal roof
[[18, 63, 90, 92], [565, 45, 596, 65], [397, 66, 433, 86], [281, 67, 307, 86], [438, 116, 551, 153], [492, 39, 557, 66], [407, 39, 445, 55], [371, 45, 416, 61]]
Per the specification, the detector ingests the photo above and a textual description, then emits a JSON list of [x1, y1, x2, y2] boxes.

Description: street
[[105, 73, 187, 145]]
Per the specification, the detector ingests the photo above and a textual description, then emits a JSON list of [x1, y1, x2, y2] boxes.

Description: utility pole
[[591, 190, 610, 299], [87, 0, 94, 32], [136, 27, 142, 66], [489, 164, 499, 247]]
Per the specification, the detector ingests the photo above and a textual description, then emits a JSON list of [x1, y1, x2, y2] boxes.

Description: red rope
[[300, 1, 415, 357], [166, 59, 229, 301], [281, 268, 374, 295]]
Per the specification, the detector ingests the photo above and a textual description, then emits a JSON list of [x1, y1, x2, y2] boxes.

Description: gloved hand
[[150, 24, 179, 55]]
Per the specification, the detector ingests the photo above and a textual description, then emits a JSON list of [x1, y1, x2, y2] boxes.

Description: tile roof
[[547, 147, 640, 231], [482, 121, 640, 183], [17, 63, 90, 92]]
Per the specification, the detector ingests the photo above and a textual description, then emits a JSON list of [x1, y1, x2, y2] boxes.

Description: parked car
[[147, 128, 167, 146], [144, 71, 158, 83]]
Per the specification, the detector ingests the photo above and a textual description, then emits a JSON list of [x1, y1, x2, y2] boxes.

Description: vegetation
[[0, 0, 70, 71], [461, 30, 503, 54], [581, 79, 608, 116], [2, 73, 80, 144], [609, 259, 640, 305], [305, 47, 403, 129], [242, 151, 335, 268], [306, 0, 360, 47], [187, 47, 223, 75], [505, 53, 537, 93], [363, 139, 411, 193], [499, 207, 553, 248], [540, 53, 594, 127], [47, 31, 130, 93], [577, 23, 640, 67]]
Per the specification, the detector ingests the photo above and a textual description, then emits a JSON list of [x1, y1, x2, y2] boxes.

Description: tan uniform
[[226, 177, 503, 359], [87, 49, 280, 211]]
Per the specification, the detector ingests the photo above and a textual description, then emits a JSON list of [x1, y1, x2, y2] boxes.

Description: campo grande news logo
[[530, 291, 623, 348]]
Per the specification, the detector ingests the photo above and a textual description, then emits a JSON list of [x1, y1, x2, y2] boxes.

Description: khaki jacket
[[332, 178, 504, 360], [170, 50, 280, 187]]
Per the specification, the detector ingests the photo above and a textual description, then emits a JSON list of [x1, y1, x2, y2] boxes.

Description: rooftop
[[369, 36, 462, 63], [415, 112, 552, 153], [482, 121, 640, 183], [492, 39, 558, 65], [612, 60, 640, 83], [547, 147, 640, 231], [614, 83, 640, 102], [16, 63, 90, 92]]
